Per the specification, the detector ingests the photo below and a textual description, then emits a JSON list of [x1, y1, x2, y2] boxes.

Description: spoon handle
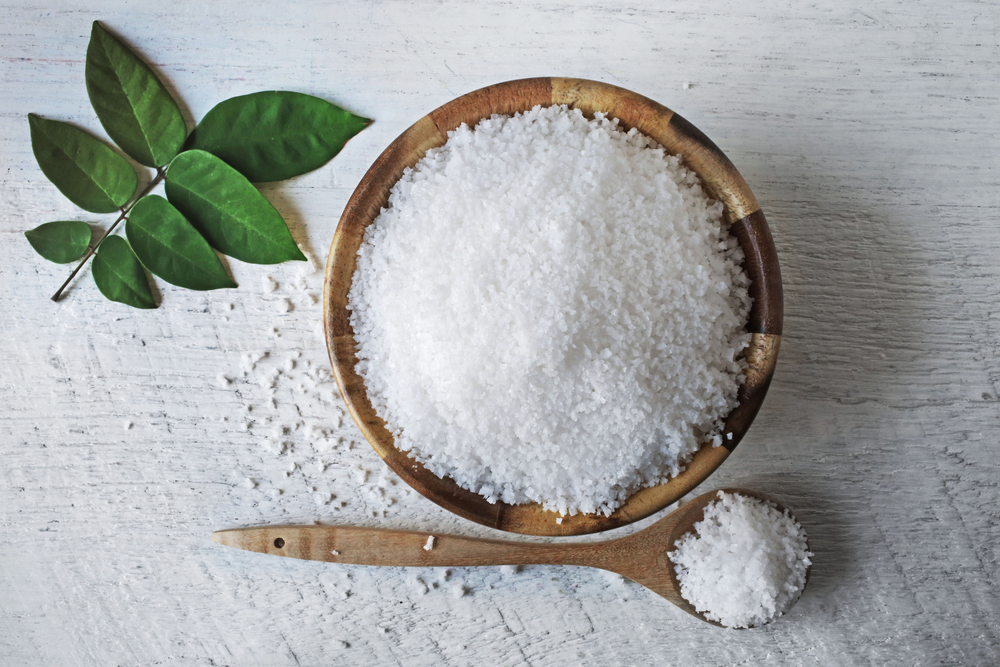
[[213, 524, 608, 568]]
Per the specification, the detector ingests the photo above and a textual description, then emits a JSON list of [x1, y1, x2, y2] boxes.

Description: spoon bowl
[[213, 487, 809, 627], [608, 487, 810, 627]]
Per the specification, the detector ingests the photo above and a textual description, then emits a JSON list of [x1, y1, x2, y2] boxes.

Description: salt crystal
[[299, 244, 320, 273], [262, 275, 277, 293], [348, 105, 750, 516], [668, 492, 811, 628], [264, 439, 286, 455], [423, 535, 435, 551]]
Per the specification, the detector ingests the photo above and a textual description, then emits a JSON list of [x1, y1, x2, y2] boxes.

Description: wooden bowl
[[323, 78, 782, 536]]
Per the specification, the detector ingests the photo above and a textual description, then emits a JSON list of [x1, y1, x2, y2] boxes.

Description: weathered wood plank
[[1, 0, 998, 665]]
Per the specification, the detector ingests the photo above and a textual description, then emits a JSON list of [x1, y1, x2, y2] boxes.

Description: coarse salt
[[668, 492, 812, 628], [349, 105, 751, 516]]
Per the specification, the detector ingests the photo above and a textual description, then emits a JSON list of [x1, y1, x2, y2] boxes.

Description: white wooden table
[[2, 1, 999, 664]]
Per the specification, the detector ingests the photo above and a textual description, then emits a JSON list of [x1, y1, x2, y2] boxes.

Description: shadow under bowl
[[323, 77, 782, 536]]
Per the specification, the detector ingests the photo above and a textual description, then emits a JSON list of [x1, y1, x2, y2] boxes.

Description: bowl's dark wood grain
[[323, 78, 782, 536]]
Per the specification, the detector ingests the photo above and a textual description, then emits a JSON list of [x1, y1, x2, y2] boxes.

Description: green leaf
[[165, 150, 306, 264], [85, 21, 187, 167], [126, 195, 236, 291], [25, 221, 92, 264], [28, 114, 138, 213], [92, 235, 157, 309], [187, 91, 371, 182]]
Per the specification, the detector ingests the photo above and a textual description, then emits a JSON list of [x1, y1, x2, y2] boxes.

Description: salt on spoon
[[212, 488, 811, 627], [668, 491, 812, 628]]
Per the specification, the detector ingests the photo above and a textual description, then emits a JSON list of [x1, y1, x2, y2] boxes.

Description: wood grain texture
[[325, 77, 781, 536], [2, 1, 1000, 665], [730, 210, 784, 335]]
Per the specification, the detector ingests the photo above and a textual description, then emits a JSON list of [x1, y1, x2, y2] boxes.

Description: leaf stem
[[51, 167, 166, 302]]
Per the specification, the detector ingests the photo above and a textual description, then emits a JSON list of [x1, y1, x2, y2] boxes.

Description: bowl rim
[[323, 77, 783, 536]]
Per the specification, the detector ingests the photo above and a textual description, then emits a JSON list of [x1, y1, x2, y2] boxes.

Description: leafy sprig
[[27, 22, 371, 308]]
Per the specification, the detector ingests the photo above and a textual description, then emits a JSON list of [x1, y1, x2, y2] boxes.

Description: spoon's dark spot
[[274, 537, 285, 548]]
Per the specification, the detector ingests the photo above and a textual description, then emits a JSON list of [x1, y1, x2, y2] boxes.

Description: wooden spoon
[[212, 488, 807, 627]]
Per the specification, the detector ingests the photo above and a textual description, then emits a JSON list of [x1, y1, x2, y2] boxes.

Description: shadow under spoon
[[212, 487, 807, 627]]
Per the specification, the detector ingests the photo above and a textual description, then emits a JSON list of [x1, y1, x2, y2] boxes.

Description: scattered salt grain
[[668, 492, 811, 628], [602, 571, 626, 586], [242, 478, 256, 489], [348, 104, 750, 516], [556, 517, 563, 525], [262, 275, 278, 293], [423, 535, 436, 551], [216, 374, 231, 387], [123, 421, 133, 431], [299, 245, 320, 272], [411, 577, 429, 595], [264, 439, 286, 455], [331, 550, 340, 556], [352, 465, 369, 484]]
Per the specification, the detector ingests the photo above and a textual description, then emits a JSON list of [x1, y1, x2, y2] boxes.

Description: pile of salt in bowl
[[348, 104, 751, 516], [668, 491, 812, 628]]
